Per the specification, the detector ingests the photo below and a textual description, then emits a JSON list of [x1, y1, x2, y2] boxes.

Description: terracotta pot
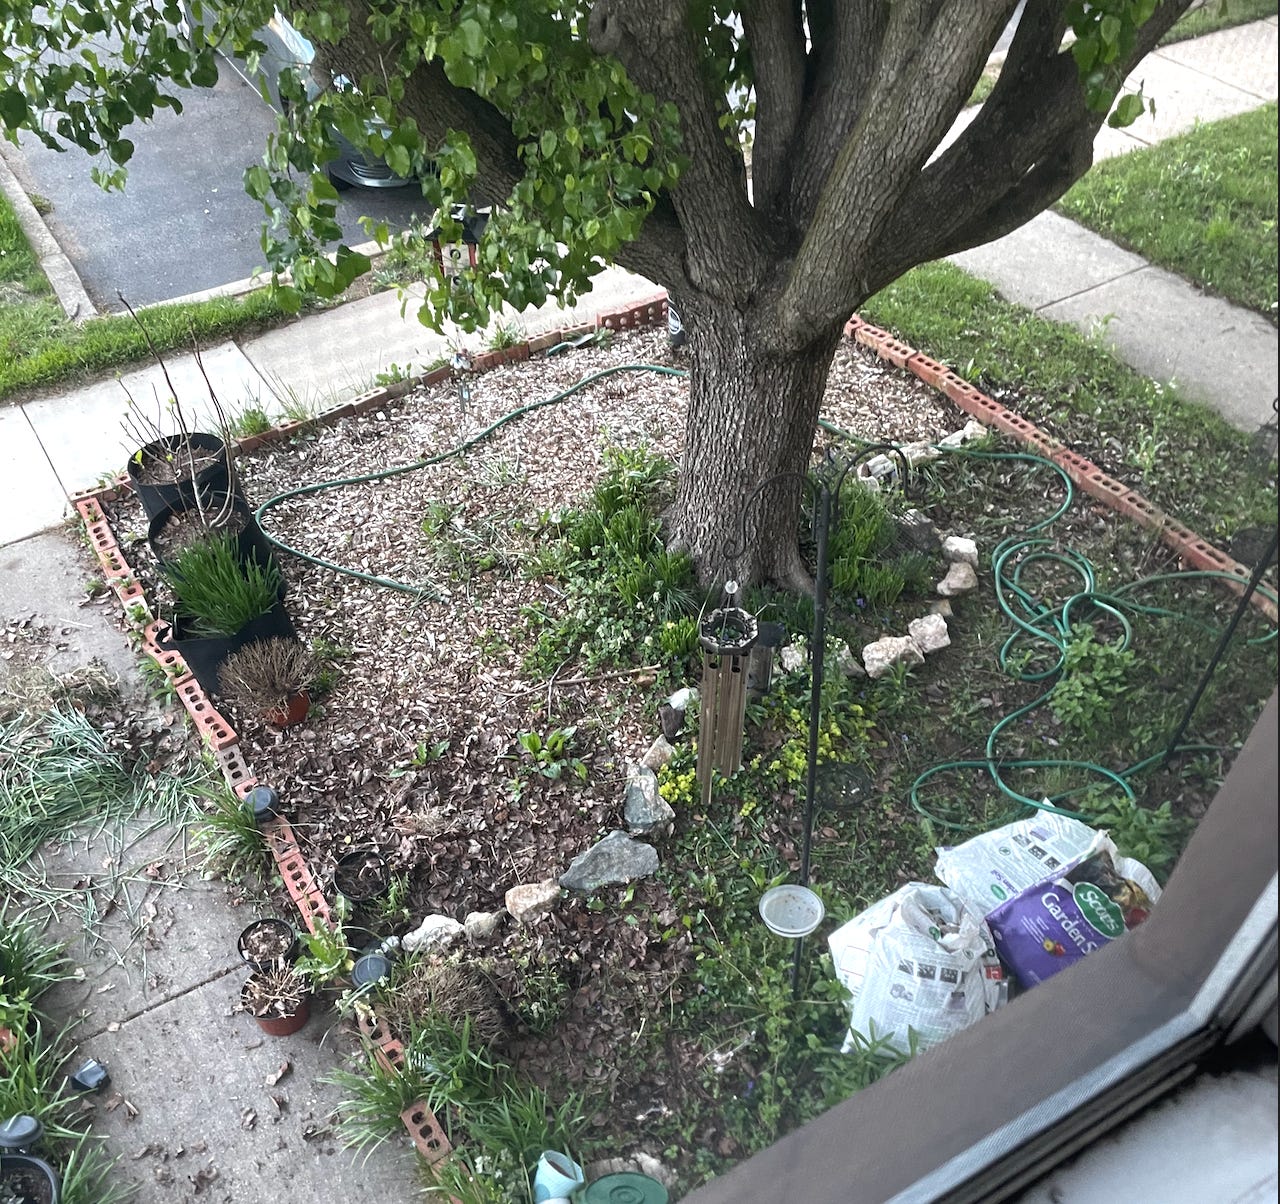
[[265, 691, 310, 729], [253, 998, 311, 1037]]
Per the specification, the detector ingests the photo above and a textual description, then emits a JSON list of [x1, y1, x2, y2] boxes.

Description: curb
[[844, 314, 1278, 623], [0, 141, 97, 321]]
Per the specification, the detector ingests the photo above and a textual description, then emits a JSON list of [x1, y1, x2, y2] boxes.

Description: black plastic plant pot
[[155, 600, 298, 698], [126, 432, 233, 521], [147, 494, 279, 585], [0, 1153, 60, 1204], [351, 951, 392, 988], [334, 850, 388, 905], [237, 918, 299, 971]]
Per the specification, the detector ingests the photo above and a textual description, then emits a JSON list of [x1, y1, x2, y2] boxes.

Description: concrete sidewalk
[[2, 18, 1277, 551]]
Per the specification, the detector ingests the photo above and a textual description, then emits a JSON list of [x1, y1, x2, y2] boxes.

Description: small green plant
[[165, 532, 282, 638], [516, 726, 588, 781], [294, 914, 355, 986], [487, 321, 522, 350], [374, 361, 413, 386], [325, 1047, 436, 1162], [227, 404, 273, 438], [1091, 797, 1190, 881], [190, 788, 272, 882], [1050, 625, 1136, 738], [370, 871, 413, 928]]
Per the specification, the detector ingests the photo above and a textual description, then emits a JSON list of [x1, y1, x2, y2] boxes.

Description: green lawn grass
[[0, 185, 296, 404], [862, 261, 1276, 543], [1161, 0, 1277, 44], [1056, 104, 1278, 322]]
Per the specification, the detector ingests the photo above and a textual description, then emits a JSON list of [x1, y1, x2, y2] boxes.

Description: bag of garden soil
[[985, 847, 1159, 989], [934, 813, 1162, 989], [827, 883, 1006, 1058]]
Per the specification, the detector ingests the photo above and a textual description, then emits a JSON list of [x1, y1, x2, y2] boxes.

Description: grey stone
[[463, 910, 503, 942], [779, 642, 807, 673], [667, 685, 699, 712], [895, 508, 941, 553], [559, 831, 659, 892], [624, 763, 674, 837], [504, 881, 561, 923], [909, 613, 951, 654], [401, 914, 463, 953], [861, 636, 925, 680], [640, 734, 675, 772], [928, 599, 954, 618], [937, 560, 979, 597], [942, 536, 979, 567]]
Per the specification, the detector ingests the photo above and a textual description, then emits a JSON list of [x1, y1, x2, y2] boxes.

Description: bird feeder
[[424, 204, 492, 281], [695, 587, 758, 807]]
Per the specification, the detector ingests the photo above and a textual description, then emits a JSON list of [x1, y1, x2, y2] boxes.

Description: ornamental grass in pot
[[219, 638, 317, 728], [158, 532, 294, 697]]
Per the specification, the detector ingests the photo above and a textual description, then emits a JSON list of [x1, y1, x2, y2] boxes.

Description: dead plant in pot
[[240, 959, 311, 1036], [219, 638, 318, 728]]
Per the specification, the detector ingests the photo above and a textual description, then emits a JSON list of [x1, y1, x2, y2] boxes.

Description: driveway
[[10, 67, 426, 310]]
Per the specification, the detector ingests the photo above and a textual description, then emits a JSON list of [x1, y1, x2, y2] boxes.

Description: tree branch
[[864, 0, 1195, 281], [589, 0, 770, 302], [774, 0, 1018, 343], [740, 0, 805, 219]]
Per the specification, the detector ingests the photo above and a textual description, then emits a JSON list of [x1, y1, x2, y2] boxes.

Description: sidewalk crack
[[78, 962, 243, 1041], [19, 405, 70, 499], [1033, 264, 1151, 315]]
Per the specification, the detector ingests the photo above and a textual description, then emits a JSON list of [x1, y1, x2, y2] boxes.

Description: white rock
[[908, 614, 951, 654], [504, 880, 561, 923], [640, 735, 674, 772], [861, 636, 925, 680], [401, 914, 463, 953], [938, 419, 988, 449], [937, 561, 978, 597], [779, 643, 807, 673], [942, 536, 979, 567], [463, 911, 503, 942], [667, 686, 699, 712], [928, 599, 953, 618], [832, 641, 866, 678]]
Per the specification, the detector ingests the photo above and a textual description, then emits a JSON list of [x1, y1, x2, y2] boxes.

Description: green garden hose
[[251, 361, 1276, 831], [252, 361, 686, 594]]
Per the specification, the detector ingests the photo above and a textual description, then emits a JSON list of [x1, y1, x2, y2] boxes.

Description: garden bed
[[97, 323, 1277, 1192]]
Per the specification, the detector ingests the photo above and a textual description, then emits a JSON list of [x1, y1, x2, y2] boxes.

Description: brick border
[[844, 315, 1278, 622]]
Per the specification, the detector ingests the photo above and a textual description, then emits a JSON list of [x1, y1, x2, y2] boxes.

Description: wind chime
[[695, 583, 759, 808]]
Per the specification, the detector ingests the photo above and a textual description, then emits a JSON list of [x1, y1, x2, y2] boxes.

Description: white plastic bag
[[827, 883, 1005, 1057]]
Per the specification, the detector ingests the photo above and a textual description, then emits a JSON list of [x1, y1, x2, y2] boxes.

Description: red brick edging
[[845, 315, 1277, 622]]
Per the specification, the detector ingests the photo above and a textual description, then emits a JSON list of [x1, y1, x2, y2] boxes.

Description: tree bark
[[667, 297, 845, 589]]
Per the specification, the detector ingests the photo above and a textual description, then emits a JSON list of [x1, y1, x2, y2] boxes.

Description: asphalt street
[[11, 66, 426, 310]]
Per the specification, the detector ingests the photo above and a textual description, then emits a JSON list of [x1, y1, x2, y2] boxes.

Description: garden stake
[[1162, 523, 1279, 766], [726, 444, 912, 997]]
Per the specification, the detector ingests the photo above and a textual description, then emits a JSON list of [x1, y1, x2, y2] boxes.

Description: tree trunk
[[667, 298, 845, 590]]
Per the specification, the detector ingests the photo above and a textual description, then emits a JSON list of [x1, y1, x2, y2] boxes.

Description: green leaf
[[108, 138, 134, 165], [1109, 92, 1146, 128], [1100, 15, 1121, 46], [457, 18, 484, 57], [540, 129, 557, 158], [0, 88, 30, 129], [244, 164, 271, 200], [191, 48, 218, 88]]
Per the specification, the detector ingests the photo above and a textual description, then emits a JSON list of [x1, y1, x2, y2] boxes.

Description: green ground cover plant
[[861, 260, 1277, 542], [1161, 0, 1277, 43], [1057, 104, 1279, 321]]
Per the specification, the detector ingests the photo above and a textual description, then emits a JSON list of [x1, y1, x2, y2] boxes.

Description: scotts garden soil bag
[[934, 812, 1161, 990], [986, 848, 1159, 988], [827, 883, 1006, 1057]]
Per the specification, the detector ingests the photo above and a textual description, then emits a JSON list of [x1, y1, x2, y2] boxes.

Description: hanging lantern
[[695, 584, 758, 808]]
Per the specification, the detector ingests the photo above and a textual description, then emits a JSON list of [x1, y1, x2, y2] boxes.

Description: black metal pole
[[1163, 524, 1279, 765], [792, 480, 833, 997]]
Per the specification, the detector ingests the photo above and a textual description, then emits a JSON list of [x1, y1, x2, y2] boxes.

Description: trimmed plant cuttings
[[218, 637, 318, 720], [240, 960, 309, 1018], [164, 531, 282, 638], [376, 957, 509, 1049]]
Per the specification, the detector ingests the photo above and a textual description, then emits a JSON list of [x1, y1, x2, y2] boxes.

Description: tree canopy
[[0, 0, 1194, 583]]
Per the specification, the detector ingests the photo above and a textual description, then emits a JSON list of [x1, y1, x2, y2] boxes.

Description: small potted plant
[[240, 961, 311, 1037], [219, 639, 318, 729], [237, 918, 299, 971], [156, 532, 294, 697]]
